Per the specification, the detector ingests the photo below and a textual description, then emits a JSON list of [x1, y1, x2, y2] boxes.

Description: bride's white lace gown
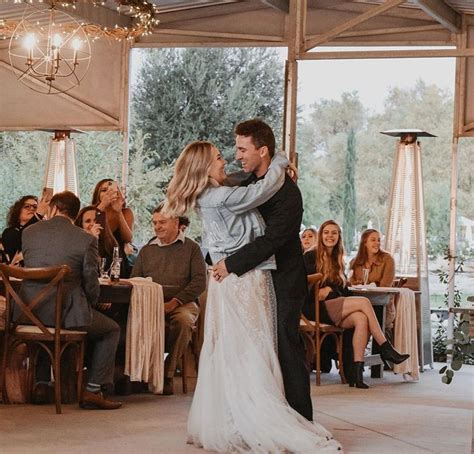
[[187, 270, 342, 453]]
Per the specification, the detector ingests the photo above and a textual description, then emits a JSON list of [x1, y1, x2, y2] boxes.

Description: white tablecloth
[[122, 277, 165, 393], [350, 286, 420, 381]]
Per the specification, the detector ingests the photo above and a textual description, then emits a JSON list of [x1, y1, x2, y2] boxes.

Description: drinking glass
[[362, 268, 370, 285], [99, 257, 109, 279]]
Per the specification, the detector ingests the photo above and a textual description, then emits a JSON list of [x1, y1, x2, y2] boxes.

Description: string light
[[0, 0, 160, 41]]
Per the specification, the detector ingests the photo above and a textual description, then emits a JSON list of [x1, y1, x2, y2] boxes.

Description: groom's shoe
[[163, 377, 174, 395], [80, 390, 122, 410]]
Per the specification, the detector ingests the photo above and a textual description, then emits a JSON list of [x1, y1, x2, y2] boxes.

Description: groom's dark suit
[[224, 173, 313, 421]]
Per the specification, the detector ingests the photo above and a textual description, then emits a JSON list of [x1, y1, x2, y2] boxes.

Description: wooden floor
[[0, 363, 472, 453]]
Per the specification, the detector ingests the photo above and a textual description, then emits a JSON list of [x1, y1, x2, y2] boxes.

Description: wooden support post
[[446, 25, 466, 354], [120, 41, 131, 193], [283, 0, 305, 163]]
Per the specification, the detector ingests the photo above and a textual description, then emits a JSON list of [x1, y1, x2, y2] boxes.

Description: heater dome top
[[380, 129, 436, 138]]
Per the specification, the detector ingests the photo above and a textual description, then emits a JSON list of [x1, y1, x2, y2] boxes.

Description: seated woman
[[1, 194, 49, 265], [307, 219, 408, 388], [349, 229, 395, 287], [91, 179, 134, 278], [349, 228, 396, 336], [300, 226, 318, 253], [75, 205, 117, 266]]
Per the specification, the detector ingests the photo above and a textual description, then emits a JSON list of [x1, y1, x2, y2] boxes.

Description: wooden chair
[[300, 273, 346, 386], [181, 322, 200, 394], [0, 264, 87, 414], [393, 277, 408, 288], [181, 277, 209, 394]]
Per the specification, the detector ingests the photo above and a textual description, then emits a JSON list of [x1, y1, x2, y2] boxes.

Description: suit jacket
[[19, 216, 100, 329], [225, 173, 307, 302]]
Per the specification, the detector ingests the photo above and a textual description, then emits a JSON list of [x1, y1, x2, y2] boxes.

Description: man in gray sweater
[[131, 205, 206, 395]]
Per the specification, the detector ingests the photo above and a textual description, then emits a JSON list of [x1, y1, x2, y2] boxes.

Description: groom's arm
[[222, 175, 301, 276]]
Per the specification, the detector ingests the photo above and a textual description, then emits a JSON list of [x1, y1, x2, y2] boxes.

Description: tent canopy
[[1, 0, 474, 135]]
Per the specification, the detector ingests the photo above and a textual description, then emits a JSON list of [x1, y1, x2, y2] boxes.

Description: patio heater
[[43, 130, 79, 196], [381, 129, 435, 370]]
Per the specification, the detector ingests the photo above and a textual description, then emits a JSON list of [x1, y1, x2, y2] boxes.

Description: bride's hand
[[212, 260, 229, 282]]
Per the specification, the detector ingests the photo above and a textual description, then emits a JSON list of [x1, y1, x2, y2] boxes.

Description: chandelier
[[1, 0, 160, 94], [8, 5, 91, 94]]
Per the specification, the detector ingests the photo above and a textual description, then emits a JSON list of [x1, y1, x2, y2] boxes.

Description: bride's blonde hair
[[164, 140, 216, 216]]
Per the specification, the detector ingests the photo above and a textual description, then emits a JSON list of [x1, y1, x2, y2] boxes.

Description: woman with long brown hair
[[75, 205, 117, 265], [91, 179, 134, 277], [309, 220, 408, 388], [349, 228, 395, 287], [350, 228, 397, 334], [165, 141, 341, 453]]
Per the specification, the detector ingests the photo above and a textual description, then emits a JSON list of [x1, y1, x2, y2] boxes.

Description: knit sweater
[[131, 237, 207, 304]]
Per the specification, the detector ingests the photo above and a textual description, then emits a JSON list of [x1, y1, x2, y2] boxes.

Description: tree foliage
[[298, 81, 472, 256], [131, 47, 284, 167], [342, 128, 357, 252]]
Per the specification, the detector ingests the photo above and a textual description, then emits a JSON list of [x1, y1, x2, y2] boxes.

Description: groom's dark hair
[[234, 118, 275, 158]]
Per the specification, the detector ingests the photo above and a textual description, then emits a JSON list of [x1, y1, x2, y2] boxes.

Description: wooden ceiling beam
[[156, 2, 264, 25], [304, 0, 406, 50], [310, 23, 446, 39], [300, 47, 474, 60], [411, 0, 460, 34], [152, 28, 283, 42], [261, 0, 289, 13]]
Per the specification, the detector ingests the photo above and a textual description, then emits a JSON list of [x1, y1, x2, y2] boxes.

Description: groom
[[212, 118, 312, 421]]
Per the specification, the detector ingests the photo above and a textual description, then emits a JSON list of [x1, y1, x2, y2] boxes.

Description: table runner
[[392, 287, 419, 381], [123, 277, 165, 393]]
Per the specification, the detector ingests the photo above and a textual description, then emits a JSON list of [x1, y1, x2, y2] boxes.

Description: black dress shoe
[[80, 390, 122, 410]]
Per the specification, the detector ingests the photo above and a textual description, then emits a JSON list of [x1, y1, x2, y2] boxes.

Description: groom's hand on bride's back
[[212, 260, 230, 282]]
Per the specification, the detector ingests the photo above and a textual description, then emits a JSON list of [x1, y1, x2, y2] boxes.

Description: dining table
[[349, 285, 420, 381], [0, 276, 165, 402]]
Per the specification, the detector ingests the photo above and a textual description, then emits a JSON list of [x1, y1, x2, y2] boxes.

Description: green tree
[[298, 80, 471, 257], [343, 128, 357, 252], [131, 47, 284, 167], [298, 92, 365, 230]]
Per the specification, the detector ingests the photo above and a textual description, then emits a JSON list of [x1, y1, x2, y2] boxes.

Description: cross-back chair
[[0, 263, 87, 414], [300, 273, 346, 386]]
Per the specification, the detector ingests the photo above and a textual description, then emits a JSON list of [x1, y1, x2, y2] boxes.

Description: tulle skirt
[[187, 270, 342, 453]]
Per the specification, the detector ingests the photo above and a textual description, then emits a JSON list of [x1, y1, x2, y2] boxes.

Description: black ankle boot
[[380, 341, 410, 366], [348, 362, 369, 389]]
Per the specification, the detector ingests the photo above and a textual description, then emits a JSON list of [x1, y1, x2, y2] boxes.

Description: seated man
[[21, 191, 121, 410], [132, 204, 206, 395]]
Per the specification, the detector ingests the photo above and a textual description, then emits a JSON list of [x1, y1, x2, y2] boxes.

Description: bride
[[165, 140, 342, 453]]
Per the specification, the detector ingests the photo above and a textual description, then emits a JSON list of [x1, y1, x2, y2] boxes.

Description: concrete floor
[[0, 363, 472, 454]]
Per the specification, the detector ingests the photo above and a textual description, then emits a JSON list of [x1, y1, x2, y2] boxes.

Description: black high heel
[[348, 362, 369, 389], [380, 341, 410, 365]]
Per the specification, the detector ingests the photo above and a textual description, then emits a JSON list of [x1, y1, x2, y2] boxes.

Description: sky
[[275, 48, 456, 116]]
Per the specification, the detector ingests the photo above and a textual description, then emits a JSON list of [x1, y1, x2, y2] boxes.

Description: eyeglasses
[[23, 203, 38, 210]]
